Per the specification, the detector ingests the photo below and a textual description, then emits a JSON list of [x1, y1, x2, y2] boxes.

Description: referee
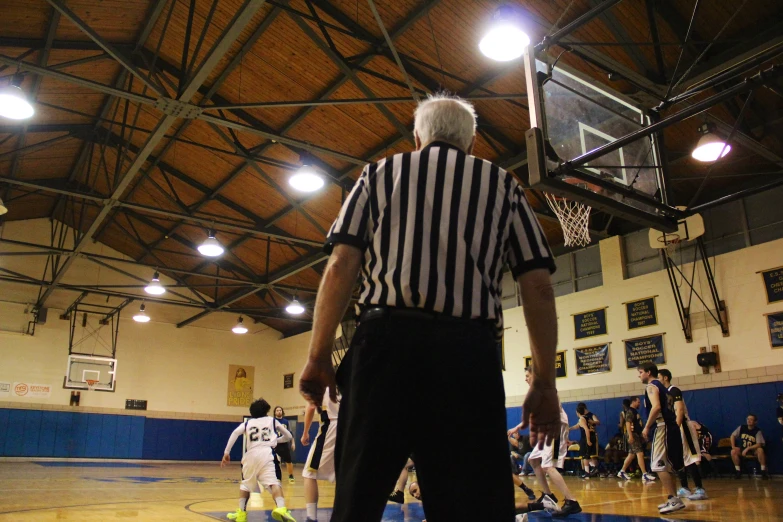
[[299, 94, 560, 522]]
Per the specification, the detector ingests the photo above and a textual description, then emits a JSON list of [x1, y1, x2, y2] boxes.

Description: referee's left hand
[[299, 355, 337, 406]]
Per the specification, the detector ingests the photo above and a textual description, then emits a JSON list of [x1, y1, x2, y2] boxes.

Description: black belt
[[359, 306, 486, 326]]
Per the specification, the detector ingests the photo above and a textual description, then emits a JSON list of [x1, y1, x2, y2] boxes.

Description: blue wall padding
[[507, 381, 783, 474]]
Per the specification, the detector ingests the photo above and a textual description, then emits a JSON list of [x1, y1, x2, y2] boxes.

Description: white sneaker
[[541, 494, 558, 512], [660, 497, 686, 514], [677, 487, 692, 498], [515, 515, 528, 522], [658, 501, 669, 510], [617, 470, 630, 480], [643, 473, 657, 482], [688, 488, 708, 500]]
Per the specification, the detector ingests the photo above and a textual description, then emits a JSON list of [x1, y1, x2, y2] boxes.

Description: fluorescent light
[[691, 133, 731, 162], [133, 304, 150, 323], [0, 76, 34, 120], [198, 232, 224, 257], [0, 197, 7, 216], [479, 6, 530, 62], [285, 299, 305, 315], [232, 316, 248, 334], [144, 271, 166, 295], [289, 165, 324, 192]]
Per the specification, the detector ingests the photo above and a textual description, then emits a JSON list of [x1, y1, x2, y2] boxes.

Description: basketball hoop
[[545, 193, 592, 247], [656, 232, 681, 257], [85, 379, 98, 391]]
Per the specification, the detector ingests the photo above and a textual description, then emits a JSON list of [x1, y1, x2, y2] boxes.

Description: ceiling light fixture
[[285, 298, 305, 315], [691, 123, 731, 162], [144, 271, 166, 295], [133, 303, 151, 323], [0, 197, 7, 216], [232, 316, 248, 334], [479, 5, 531, 62], [289, 154, 324, 193], [198, 230, 224, 257], [0, 75, 35, 120]]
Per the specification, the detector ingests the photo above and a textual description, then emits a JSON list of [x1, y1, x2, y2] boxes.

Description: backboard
[[64, 354, 117, 392], [524, 45, 680, 232]]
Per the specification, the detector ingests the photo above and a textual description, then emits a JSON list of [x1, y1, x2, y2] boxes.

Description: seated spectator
[[730, 414, 768, 479], [509, 431, 533, 475], [604, 433, 626, 476], [691, 420, 714, 477]]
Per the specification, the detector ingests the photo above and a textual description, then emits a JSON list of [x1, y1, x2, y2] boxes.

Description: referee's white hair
[[414, 93, 477, 152]]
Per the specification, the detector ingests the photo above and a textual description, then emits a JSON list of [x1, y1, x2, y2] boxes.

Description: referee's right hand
[[521, 383, 560, 450], [299, 355, 337, 407]]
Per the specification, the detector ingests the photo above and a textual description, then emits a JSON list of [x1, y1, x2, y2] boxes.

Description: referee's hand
[[520, 383, 560, 450], [299, 355, 337, 406]]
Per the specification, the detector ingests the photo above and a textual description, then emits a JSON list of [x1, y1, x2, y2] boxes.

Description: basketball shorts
[[580, 432, 599, 459], [627, 433, 644, 454], [680, 421, 701, 467], [529, 424, 569, 469], [240, 447, 282, 493], [651, 421, 685, 473], [275, 441, 293, 464], [303, 417, 337, 482]]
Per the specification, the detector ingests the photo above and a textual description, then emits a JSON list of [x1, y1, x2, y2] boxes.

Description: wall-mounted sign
[[624, 334, 666, 368], [760, 267, 783, 303], [284, 373, 294, 389], [625, 296, 658, 330], [573, 307, 608, 339], [227, 364, 255, 407], [0, 382, 10, 397], [12, 382, 52, 398], [575, 344, 611, 376], [125, 399, 147, 410], [525, 351, 567, 378], [766, 312, 783, 349]]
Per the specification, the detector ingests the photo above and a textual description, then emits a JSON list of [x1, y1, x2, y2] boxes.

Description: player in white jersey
[[222, 398, 296, 522], [508, 366, 582, 518], [301, 386, 339, 522]]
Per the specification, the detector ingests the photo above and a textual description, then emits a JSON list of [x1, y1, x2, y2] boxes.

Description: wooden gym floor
[[0, 461, 780, 521]]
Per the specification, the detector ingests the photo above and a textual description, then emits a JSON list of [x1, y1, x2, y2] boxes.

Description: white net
[[545, 193, 592, 247]]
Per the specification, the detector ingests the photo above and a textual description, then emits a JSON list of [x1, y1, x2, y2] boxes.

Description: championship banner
[[767, 312, 783, 348], [227, 364, 255, 407], [525, 351, 567, 378], [624, 334, 666, 368], [761, 267, 783, 303], [625, 297, 657, 330], [573, 307, 608, 340], [574, 344, 611, 376]]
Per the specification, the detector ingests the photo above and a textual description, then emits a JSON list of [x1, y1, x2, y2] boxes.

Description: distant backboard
[[524, 45, 680, 232], [64, 354, 117, 392]]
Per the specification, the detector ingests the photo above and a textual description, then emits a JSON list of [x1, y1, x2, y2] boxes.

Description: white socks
[[761, 465, 767, 471], [275, 497, 286, 508], [239, 497, 248, 511], [306, 502, 317, 520], [735, 465, 741, 471]]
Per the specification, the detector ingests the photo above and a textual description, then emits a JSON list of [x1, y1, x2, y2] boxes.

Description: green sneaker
[[272, 506, 297, 522], [227, 510, 247, 522]]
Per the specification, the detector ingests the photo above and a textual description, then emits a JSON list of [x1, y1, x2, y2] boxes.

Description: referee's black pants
[[331, 313, 515, 522]]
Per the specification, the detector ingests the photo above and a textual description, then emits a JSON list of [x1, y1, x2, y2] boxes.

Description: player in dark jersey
[[617, 396, 654, 482], [691, 421, 714, 477], [731, 414, 768, 479], [571, 403, 600, 478], [639, 362, 685, 515], [777, 394, 783, 442], [273, 407, 296, 484], [658, 370, 707, 500]]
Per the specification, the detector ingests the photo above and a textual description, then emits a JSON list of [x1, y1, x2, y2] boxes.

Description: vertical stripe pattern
[[325, 141, 557, 339]]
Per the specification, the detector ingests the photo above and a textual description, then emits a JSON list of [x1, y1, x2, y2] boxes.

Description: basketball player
[[273, 406, 296, 484], [509, 366, 582, 518], [617, 396, 655, 482], [730, 414, 768, 479], [301, 387, 339, 522], [777, 393, 783, 441], [692, 420, 714, 477], [572, 403, 600, 477], [221, 398, 296, 522], [638, 362, 685, 514], [658, 369, 707, 500], [389, 458, 416, 503]]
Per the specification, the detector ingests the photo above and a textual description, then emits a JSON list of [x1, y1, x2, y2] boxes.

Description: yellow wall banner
[[227, 364, 255, 407]]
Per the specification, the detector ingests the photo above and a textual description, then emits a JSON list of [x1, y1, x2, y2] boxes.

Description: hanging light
[[691, 124, 731, 162], [144, 271, 166, 295], [0, 197, 7, 216], [133, 303, 150, 323], [289, 154, 324, 193], [479, 5, 531, 62], [198, 230, 224, 257], [0, 75, 35, 120], [285, 299, 305, 315], [232, 316, 248, 334]]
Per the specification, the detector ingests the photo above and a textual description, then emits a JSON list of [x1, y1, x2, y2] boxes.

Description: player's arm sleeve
[[276, 424, 293, 443], [506, 184, 556, 277], [756, 431, 765, 445], [731, 426, 740, 439], [324, 165, 371, 254], [224, 424, 246, 455]]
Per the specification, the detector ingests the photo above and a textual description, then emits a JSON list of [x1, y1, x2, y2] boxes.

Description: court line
[[185, 499, 231, 521], [0, 497, 231, 515]]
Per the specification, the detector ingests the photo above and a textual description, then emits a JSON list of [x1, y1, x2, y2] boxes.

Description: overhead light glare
[[0, 76, 34, 120], [285, 299, 305, 315], [479, 6, 531, 62], [133, 303, 151, 323], [198, 231, 224, 257], [289, 165, 324, 193], [144, 271, 166, 295], [691, 133, 731, 162], [232, 316, 248, 334]]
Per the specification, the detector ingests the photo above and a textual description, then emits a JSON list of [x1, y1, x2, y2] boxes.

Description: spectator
[[604, 434, 626, 476], [777, 394, 783, 442], [691, 420, 714, 477], [730, 414, 768, 479], [509, 431, 533, 475]]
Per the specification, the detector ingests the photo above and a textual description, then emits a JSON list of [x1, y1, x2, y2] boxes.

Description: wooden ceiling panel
[[0, 1, 50, 40], [54, 0, 148, 43], [217, 168, 290, 220], [271, 209, 329, 243], [0, 189, 55, 220]]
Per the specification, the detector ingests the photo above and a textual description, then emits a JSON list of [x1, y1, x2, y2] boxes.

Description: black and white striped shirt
[[325, 141, 556, 338]]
